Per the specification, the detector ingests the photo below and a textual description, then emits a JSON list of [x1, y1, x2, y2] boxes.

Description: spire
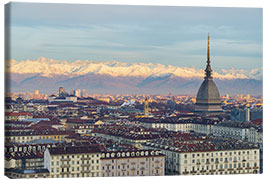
[[207, 33, 210, 64], [205, 33, 212, 79]]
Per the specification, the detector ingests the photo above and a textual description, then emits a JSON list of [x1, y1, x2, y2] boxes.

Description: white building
[[44, 146, 101, 178], [142, 140, 260, 175], [100, 150, 165, 177]]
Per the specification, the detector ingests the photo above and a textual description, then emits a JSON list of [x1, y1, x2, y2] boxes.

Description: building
[[211, 121, 262, 144], [59, 87, 66, 98], [5, 152, 44, 169], [100, 150, 165, 177], [5, 112, 34, 121], [5, 130, 70, 144], [44, 146, 101, 178], [231, 107, 262, 122], [73, 89, 81, 97], [142, 138, 260, 175], [194, 34, 223, 115], [144, 97, 149, 116], [5, 168, 50, 179], [250, 107, 263, 121], [137, 117, 217, 134], [81, 89, 87, 97], [49, 95, 77, 103], [231, 108, 250, 122], [92, 125, 165, 149]]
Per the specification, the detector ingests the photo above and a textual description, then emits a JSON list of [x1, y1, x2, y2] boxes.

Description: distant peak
[[8, 57, 262, 80]]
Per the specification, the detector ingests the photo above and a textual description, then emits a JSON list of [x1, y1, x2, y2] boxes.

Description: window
[[254, 162, 257, 167]]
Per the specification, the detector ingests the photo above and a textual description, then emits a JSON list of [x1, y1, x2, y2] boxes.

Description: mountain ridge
[[5, 57, 262, 95]]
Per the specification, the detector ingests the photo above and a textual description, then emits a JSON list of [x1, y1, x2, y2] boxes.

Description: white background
[[0, 0, 268, 180]]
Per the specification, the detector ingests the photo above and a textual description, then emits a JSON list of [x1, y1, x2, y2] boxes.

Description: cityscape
[[4, 3, 263, 179]]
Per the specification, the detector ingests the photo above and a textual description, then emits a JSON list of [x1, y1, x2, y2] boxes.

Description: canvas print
[[4, 2, 263, 179]]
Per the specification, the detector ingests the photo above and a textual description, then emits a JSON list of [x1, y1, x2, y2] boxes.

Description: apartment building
[[5, 152, 44, 169], [5, 112, 34, 121], [142, 139, 260, 175], [5, 169, 50, 179], [138, 118, 262, 144], [44, 146, 101, 178], [5, 131, 70, 144], [100, 150, 165, 177]]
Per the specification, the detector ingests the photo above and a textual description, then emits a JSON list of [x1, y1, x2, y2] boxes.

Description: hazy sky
[[7, 2, 262, 71]]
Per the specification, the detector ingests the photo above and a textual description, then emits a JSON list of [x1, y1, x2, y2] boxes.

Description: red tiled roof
[[5, 120, 32, 125], [5, 112, 33, 116], [66, 119, 88, 124], [250, 118, 263, 125]]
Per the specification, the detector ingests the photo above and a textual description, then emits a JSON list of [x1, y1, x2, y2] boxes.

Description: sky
[[6, 2, 263, 71]]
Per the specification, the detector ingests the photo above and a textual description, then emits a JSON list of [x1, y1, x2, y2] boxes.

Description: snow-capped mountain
[[6, 57, 262, 80], [5, 57, 262, 95]]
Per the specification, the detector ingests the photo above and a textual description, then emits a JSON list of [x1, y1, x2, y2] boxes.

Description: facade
[[44, 146, 101, 178], [143, 140, 260, 175], [139, 119, 262, 144], [194, 34, 223, 115], [211, 122, 262, 144], [5, 153, 44, 169], [5, 169, 50, 179], [5, 112, 34, 121], [100, 150, 165, 177], [231, 108, 250, 122], [5, 131, 70, 144]]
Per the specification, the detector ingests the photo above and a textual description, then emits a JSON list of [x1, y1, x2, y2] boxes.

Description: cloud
[[8, 3, 262, 71]]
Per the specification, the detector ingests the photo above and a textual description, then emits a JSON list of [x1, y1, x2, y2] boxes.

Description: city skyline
[[4, 3, 263, 178], [7, 3, 262, 71]]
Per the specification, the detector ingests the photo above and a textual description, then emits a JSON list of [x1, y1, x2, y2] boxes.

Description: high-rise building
[[73, 89, 81, 97], [81, 89, 87, 97], [194, 34, 223, 115], [59, 87, 65, 97]]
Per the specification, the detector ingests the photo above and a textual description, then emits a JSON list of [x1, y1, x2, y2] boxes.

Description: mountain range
[[5, 57, 263, 95]]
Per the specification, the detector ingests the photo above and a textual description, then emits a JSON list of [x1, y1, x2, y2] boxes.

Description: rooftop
[[48, 145, 102, 155]]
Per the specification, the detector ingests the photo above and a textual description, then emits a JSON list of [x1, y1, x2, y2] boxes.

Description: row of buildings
[[138, 118, 262, 145]]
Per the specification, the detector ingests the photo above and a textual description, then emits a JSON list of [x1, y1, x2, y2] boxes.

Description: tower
[[144, 97, 149, 116], [194, 34, 223, 115]]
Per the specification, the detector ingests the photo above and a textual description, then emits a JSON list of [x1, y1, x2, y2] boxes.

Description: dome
[[196, 79, 221, 104]]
